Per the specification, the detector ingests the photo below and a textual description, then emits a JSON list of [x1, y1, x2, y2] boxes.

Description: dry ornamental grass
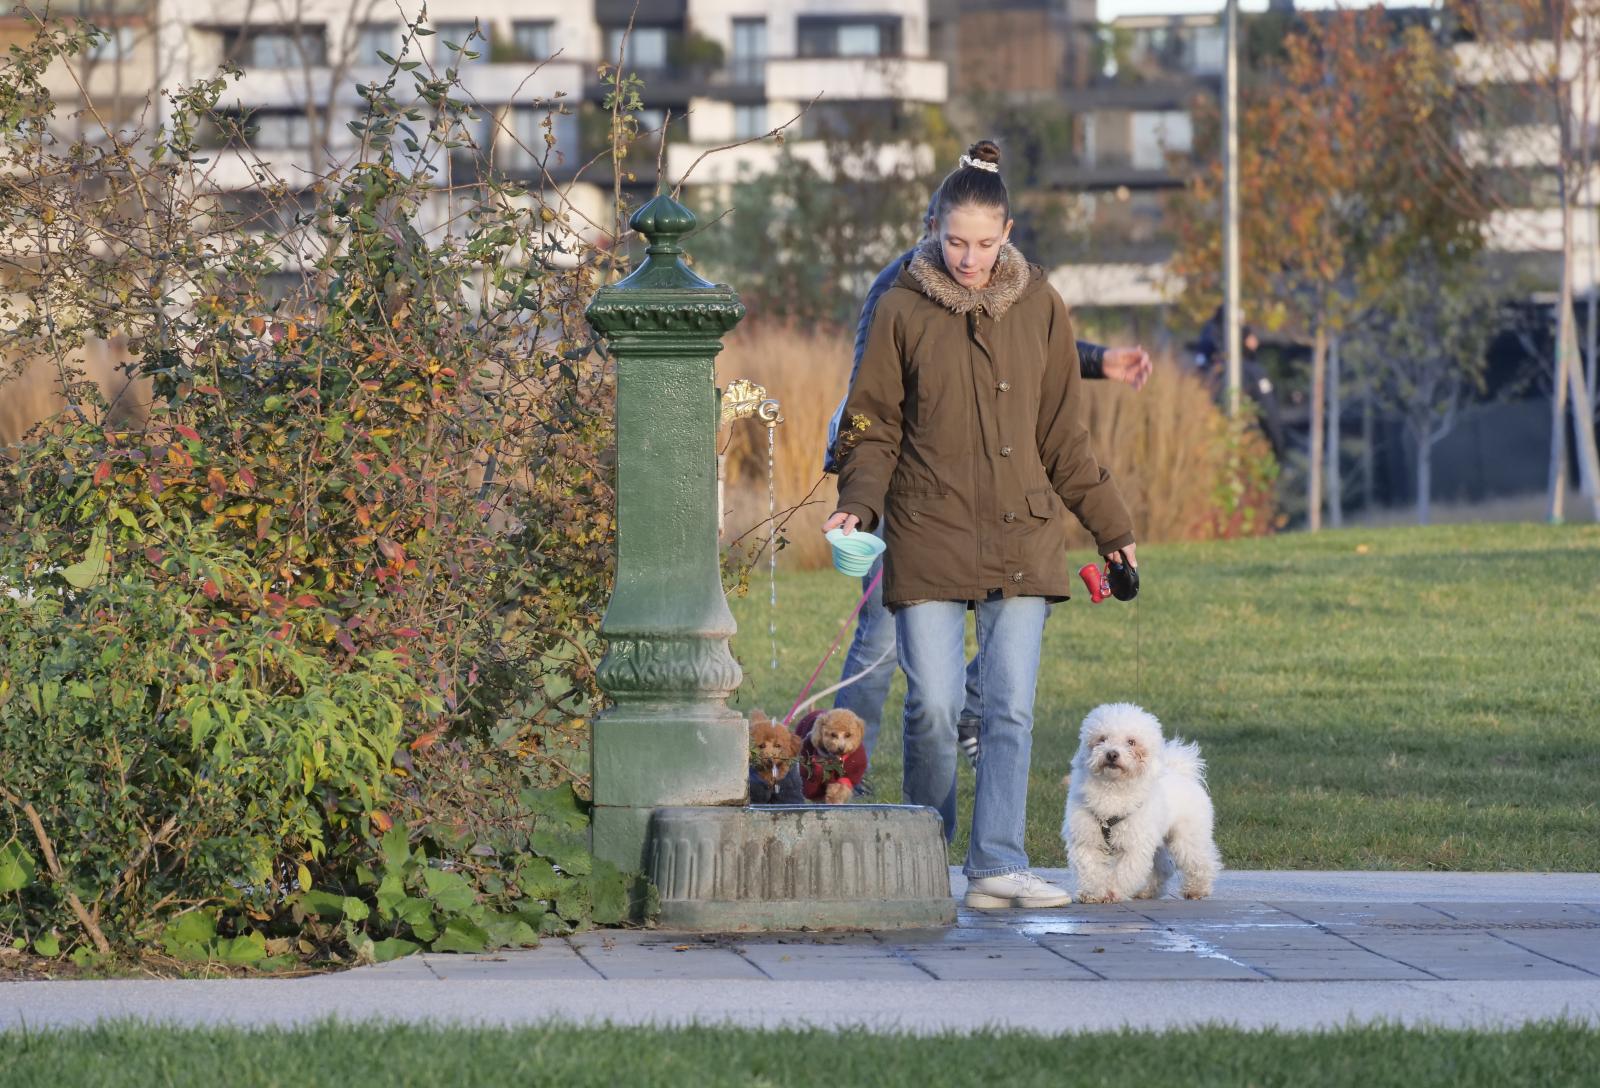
[[717, 321, 1276, 572]]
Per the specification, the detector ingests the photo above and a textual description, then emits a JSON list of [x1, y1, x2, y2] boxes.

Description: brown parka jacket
[[834, 241, 1134, 608]]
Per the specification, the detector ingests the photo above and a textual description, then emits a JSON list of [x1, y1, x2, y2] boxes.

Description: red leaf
[[195, 384, 221, 396], [201, 579, 219, 600], [370, 811, 393, 832], [336, 629, 357, 654], [237, 467, 257, 490], [409, 731, 440, 752], [354, 460, 371, 477], [149, 471, 165, 495], [174, 425, 200, 442], [206, 468, 228, 495], [93, 461, 111, 485], [144, 547, 164, 566], [292, 594, 319, 608], [272, 622, 293, 641], [392, 627, 421, 639]]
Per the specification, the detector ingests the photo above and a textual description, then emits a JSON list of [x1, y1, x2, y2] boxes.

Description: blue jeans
[[896, 596, 1048, 879], [833, 553, 982, 762]]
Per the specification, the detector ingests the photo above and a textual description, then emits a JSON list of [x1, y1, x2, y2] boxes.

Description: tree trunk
[[1327, 333, 1343, 528], [1416, 432, 1432, 527], [1587, 279, 1597, 412], [1361, 375, 1376, 512], [1549, 192, 1574, 522], [1308, 322, 1327, 532], [1563, 313, 1600, 514]]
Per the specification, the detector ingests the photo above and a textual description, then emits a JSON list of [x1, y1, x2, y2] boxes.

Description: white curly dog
[[1062, 702, 1222, 902]]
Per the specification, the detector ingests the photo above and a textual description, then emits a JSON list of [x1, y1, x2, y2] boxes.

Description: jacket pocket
[[1026, 488, 1060, 519]]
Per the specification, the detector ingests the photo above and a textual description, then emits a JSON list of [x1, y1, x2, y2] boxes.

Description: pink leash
[[782, 567, 884, 727]]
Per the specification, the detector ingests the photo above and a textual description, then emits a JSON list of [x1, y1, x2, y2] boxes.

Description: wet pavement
[[6, 870, 1599, 1033]]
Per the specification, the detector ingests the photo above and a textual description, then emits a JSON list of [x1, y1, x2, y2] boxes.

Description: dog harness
[[1099, 815, 1123, 850]]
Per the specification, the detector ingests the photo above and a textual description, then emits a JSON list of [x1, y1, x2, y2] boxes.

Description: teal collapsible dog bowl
[[826, 528, 886, 577]]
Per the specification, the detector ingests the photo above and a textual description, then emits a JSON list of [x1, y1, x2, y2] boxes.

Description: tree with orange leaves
[[1171, 8, 1489, 528]]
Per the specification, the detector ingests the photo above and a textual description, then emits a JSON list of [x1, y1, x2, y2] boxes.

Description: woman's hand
[[1107, 543, 1137, 569], [823, 511, 860, 535]]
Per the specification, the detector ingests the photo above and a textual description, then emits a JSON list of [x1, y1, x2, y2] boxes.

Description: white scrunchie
[[959, 154, 1000, 173]]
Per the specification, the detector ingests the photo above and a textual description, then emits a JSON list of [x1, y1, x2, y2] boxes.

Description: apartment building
[[4, 0, 161, 142], [119, 1, 946, 234]]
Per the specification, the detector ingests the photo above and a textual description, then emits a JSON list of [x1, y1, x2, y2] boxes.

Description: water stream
[[767, 422, 778, 672]]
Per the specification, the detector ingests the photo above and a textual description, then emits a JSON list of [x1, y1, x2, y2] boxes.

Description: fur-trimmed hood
[[906, 238, 1036, 319]]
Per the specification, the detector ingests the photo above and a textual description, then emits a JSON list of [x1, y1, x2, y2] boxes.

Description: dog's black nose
[[1105, 750, 1119, 763]]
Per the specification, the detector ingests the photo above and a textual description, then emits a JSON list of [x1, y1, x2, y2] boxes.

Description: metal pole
[[1223, 0, 1242, 418]]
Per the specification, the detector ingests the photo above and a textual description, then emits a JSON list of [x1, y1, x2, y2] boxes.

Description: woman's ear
[[1003, 217, 1015, 242]]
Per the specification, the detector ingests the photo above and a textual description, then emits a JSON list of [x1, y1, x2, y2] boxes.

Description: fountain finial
[[630, 194, 696, 257]]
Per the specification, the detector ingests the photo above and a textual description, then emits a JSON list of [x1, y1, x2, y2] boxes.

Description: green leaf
[[430, 916, 489, 955], [380, 824, 410, 869], [0, 840, 36, 893], [33, 932, 60, 958], [529, 829, 591, 876], [375, 872, 406, 918], [60, 525, 109, 589], [216, 932, 267, 965], [520, 783, 588, 831], [555, 883, 590, 923], [423, 867, 475, 913], [341, 896, 371, 923], [516, 857, 561, 900], [299, 890, 347, 918], [482, 912, 539, 950], [587, 860, 630, 926], [162, 911, 218, 953], [371, 937, 420, 963]]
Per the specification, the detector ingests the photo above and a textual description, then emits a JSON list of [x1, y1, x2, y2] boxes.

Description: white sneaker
[[964, 871, 1072, 909]]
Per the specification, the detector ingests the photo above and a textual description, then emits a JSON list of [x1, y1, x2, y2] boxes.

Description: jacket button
[[1003, 511, 1016, 523], [1012, 571, 1024, 583], [997, 381, 1011, 392], [999, 446, 1011, 457]]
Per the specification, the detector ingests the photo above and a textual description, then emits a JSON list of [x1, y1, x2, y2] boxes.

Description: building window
[[801, 100, 897, 141], [797, 18, 900, 59], [512, 21, 553, 60], [90, 25, 137, 63], [249, 109, 314, 150], [1131, 110, 1192, 170], [731, 18, 766, 83], [355, 22, 399, 65], [734, 104, 766, 140], [435, 21, 486, 65], [239, 28, 327, 68], [504, 105, 577, 170], [605, 26, 668, 69]]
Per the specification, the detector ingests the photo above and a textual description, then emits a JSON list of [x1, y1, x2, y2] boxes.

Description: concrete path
[[6, 870, 1599, 1035]]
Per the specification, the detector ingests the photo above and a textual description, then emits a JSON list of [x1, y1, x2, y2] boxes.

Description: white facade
[[1452, 27, 1600, 289], [138, 0, 945, 241]]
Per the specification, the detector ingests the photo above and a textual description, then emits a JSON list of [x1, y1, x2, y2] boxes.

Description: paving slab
[[4, 871, 1599, 1034], [419, 944, 603, 982], [736, 943, 931, 982]]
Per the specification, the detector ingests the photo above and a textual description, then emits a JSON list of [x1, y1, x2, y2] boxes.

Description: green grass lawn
[[3, 1021, 1598, 1087], [727, 524, 1600, 872]]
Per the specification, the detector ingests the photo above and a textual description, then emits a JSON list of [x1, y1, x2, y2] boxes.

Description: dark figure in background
[[1193, 306, 1286, 459]]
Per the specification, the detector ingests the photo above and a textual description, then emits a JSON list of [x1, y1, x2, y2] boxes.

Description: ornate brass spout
[[720, 378, 783, 428]]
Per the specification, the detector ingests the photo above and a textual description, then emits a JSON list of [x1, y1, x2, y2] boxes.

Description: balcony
[[663, 139, 933, 187], [765, 57, 946, 103], [227, 60, 585, 112]]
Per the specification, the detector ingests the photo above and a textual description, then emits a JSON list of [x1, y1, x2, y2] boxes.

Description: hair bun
[[968, 140, 1002, 167]]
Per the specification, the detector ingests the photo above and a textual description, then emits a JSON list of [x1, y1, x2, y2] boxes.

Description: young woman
[[823, 140, 1137, 909]]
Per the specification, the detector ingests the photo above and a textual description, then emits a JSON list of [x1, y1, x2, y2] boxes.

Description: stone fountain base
[[646, 804, 957, 931]]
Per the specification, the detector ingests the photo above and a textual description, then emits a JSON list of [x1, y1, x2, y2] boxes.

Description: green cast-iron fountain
[[585, 195, 954, 931]]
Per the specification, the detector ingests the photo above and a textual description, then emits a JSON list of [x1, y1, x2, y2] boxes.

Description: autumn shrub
[[0, 18, 636, 965]]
